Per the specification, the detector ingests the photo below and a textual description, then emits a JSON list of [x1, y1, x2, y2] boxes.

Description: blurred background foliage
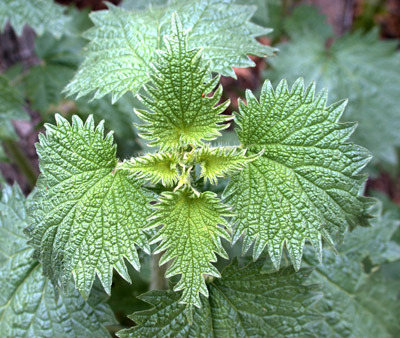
[[0, 0, 399, 333]]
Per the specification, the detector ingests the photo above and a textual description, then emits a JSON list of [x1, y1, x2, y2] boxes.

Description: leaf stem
[[3, 139, 37, 188], [150, 252, 168, 290]]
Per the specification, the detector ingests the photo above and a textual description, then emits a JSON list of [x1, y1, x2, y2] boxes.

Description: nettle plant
[[6, 1, 400, 337]]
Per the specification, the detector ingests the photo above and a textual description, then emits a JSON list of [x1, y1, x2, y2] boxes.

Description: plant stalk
[[3, 139, 37, 188], [150, 252, 169, 290]]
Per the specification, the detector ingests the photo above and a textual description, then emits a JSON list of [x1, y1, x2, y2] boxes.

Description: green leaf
[[137, 15, 231, 150], [236, 0, 283, 39], [0, 75, 28, 141], [65, 0, 275, 102], [223, 78, 373, 270], [75, 93, 144, 158], [266, 25, 400, 164], [117, 259, 321, 337], [120, 0, 168, 10], [0, 184, 116, 337], [305, 211, 400, 337], [0, 0, 70, 37], [195, 146, 253, 184], [24, 33, 85, 113], [149, 190, 232, 308], [25, 114, 156, 298], [283, 5, 332, 40], [118, 152, 180, 187]]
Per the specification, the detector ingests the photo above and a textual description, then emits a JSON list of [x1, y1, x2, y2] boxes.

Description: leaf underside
[[26, 114, 156, 298], [224, 78, 373, 270], [0, 185, 116, 337], [117, 259, 321, 337], [0, 0, 70, 37], [64, 0, 276, 102]]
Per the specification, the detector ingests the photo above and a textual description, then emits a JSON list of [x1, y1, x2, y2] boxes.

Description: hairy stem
[[150, 252, 168, 290], [3, 139, 37, 188]]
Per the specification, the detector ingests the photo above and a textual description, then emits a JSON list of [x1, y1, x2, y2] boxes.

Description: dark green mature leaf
[[237, 0, 283, 39], [266, 12, 400, 164], [283, 5, 332, 40], [306, 211, 400, 337], [224, 78, 373, 270], [26, 114, 156, 298], [24, 33, 85, 113], [0, 0, 70, 37], [0, 75, 28, 141], [65, 0, 275, 102], [0, 184, 116, 337], [117, 259, 321, 337], [137, 15, 231, 150], [148, 190, 232, 308]]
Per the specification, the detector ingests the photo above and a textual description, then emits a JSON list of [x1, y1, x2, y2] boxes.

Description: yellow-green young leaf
[[0, 0, 70, 37], [136, 15, 231, 150], [118, 152, 180, 187], [117, 260, 321, 337], [194, 146, 253, 184], [64, 0, 275, 102], [149, 190, 233, 308], [0, 185, 116, 337], [224, 78, 374, 270], [25, 114, 156, 298]]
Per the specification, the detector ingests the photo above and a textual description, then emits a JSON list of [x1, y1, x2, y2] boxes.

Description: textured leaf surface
[[117, 259, 321, 337], [75, 93, 144, 158], [195, 146, 251, 184], [224, 79, 372, 270], [0, 0, 70, 37], [149, 190, 232, 307], [26, 114, 156, 298], [0, 75, 28, 140], [266, 14, 400, 164], [137, 16, 230, 150], [65, 0, 275, 102], [118, 152, 179, 187], [0, 185, 116, 337], [306, 211, 400, 337]]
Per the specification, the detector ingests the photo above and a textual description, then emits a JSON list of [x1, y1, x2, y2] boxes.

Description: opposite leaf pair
[[26, 14, 372, 315]]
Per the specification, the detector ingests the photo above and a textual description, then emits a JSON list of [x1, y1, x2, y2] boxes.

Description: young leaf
[[0, 0, 70, 37], [25, 114, 156, 298], [0, 75, 29, 141], [118, 152, 179, 187], [266, 23, 400, 164], [224, 78, 373, 270], [117, 259, 321, 337], [136, 15, 231, 150], [305, 211, 400, 337], [0, 185, 116, 337], [194, 146, 252, 184], [65, 0, 275, 102], [149, 190, 232, 308]]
